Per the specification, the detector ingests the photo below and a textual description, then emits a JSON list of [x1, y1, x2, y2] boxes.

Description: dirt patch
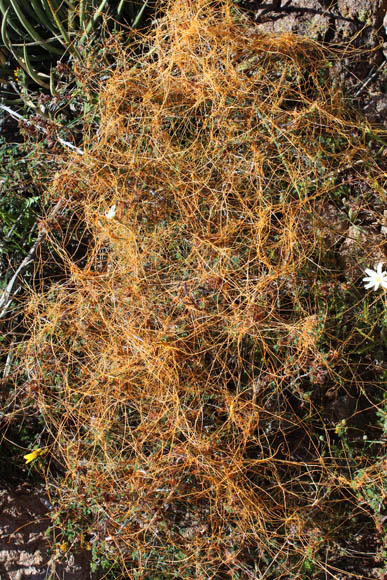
[[0, 481, 97, 580]]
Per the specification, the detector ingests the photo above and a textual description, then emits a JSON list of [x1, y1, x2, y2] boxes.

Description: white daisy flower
[[362, 262, 387, 291], [105, 204, 116, 219]]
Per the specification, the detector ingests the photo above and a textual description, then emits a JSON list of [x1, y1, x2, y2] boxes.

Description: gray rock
[[255, 0, 331, 39]]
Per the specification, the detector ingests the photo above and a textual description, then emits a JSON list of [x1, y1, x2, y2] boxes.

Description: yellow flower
[[335, 419, 346, 435], [23, 448, 48, 464]]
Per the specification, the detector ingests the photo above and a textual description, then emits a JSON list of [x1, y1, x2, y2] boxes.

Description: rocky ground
[[243, 0, 387, 125], [1, 1, 385, 579], [0, 481, 96, 580]]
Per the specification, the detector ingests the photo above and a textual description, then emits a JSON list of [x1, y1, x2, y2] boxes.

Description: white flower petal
[[105, 204, 116, 219], [364, 281, 376, 290], [362, 264, 387, 291]]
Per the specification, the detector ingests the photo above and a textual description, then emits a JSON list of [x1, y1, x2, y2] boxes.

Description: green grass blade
[[45, 0, 81, 58], [131, 0, 149, 28], [12, 0, 41, 24], [80, 0, 108, 43], [1, 7, 17, 55], [29, 0, 58, 36], [1, 10, 33, 84], [22, 44, 50, 87], [49, 65, 58, 95], [0, 0, 25, 37], [8, 0, 62, 54], [79, 0, 85, 28], [117, 0, 126, 17], [40, 0, 67, 23]]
